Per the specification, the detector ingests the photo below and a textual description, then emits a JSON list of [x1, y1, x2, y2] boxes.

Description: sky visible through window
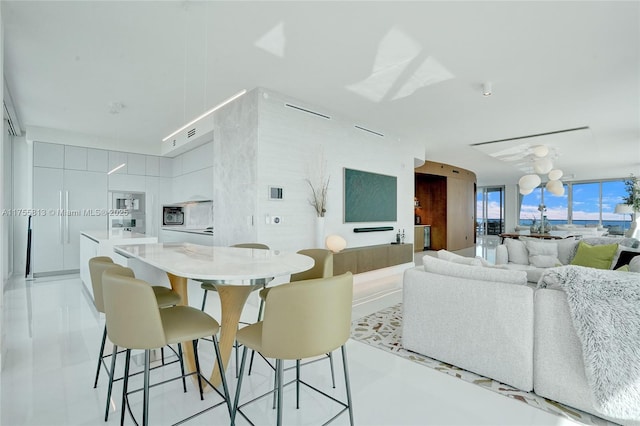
[[519, 180, 627, 226]]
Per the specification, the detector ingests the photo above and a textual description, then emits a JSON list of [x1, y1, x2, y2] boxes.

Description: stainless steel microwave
[[163, 206, 184, 225]]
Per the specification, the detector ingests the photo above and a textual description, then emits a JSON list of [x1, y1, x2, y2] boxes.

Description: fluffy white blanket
[[538, 265, 640, 419]]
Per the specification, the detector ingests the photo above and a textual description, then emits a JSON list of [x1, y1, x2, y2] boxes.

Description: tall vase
[[315, 216, 325, 248]]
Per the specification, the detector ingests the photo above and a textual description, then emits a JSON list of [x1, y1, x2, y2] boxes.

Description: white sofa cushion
[[423, 255, 527, 285], [436, 249, 483, 266], [504, 238, 529, 265], [525, 239, 561, 268], [630, 256, 640, 273], [500, 263, 545, 284]]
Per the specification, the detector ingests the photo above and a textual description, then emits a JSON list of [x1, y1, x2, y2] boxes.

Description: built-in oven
[[163, 206, 184, 226]]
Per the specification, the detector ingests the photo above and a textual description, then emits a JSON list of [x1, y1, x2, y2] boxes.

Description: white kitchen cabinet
[[182, 142, 213, 174], [145, 155, 160, 177], [127, 153, 146, 175], [108, 173, 146, 192], [108, 151, 128, 174], [64, 146, 87, 170], [32, 167, 64, 273], [33, 141, 64, 168], [64, 170, 109, 269], [87, 148, 108, 172], [32, 167, 108, 275]]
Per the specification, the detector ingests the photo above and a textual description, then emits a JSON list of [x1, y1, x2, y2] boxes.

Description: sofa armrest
[[402, 267, 534, 390], [496, 244, 508, 264], [533, 288, 600, 419]]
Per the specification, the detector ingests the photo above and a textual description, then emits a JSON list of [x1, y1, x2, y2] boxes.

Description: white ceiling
[[3, 1, 639, 186]]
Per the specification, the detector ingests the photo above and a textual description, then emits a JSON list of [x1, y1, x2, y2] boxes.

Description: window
[[602, 180, 627, 234], [519, 189, 542, 226], [572, 182, 600, 225], [519, 179, 627, 231], [543, 184, 568, 223], [477, 186, 504, 235]]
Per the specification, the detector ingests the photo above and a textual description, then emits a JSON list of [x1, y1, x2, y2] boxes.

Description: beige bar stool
[[102, 266, 231, 426], [89, 256, 181, 421], [251, 249, 335, 383], [232, 273, 354, 426]]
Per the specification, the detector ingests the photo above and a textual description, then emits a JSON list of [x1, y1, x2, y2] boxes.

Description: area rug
[[350, 303, 617, 426]]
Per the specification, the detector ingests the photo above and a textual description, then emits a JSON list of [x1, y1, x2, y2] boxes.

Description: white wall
[[504, 184, 519, 233], [2, 125, 9, 281], [255, 88, 421, 251], [211, 89, 259, 246], [1, 1, 5, 369]]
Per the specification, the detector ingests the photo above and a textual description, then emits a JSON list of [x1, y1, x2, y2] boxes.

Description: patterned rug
[[350, 303, 617, 426]]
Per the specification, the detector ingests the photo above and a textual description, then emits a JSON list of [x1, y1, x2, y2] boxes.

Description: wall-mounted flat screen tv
[[344, 168, 397, 223]]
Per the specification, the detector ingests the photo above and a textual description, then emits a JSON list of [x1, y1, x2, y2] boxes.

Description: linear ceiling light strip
[[471, 126, 590, 146], [162, 89, 247, 142]]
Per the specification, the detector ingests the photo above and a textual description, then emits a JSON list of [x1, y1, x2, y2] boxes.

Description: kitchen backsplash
[[184, 200, 213, 229]]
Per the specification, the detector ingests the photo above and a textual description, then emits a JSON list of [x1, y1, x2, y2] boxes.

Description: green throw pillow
[[616, 264, 630, 272], [570, 241, 618, 269]]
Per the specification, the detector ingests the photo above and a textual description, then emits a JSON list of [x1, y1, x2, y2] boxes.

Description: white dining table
[[113, 242, 314, 387]]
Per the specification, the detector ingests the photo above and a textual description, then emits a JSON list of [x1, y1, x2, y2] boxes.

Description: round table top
[[114, 243, 314, 282]]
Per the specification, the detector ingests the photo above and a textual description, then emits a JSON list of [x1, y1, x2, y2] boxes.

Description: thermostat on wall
[[269, 186, 284, 200]]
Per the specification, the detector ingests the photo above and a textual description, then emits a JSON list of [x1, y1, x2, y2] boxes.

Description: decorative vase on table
[[315, 216, 325, 248]]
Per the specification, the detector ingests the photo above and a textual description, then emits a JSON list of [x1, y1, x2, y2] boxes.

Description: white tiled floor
[[1, 238, 577, 425]]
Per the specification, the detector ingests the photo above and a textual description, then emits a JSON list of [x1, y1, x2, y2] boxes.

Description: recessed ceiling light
[[482, 82, 492, 96]]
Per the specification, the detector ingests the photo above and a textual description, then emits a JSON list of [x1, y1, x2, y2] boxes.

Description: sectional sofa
[[495, 236, 640, 283], [402, 253, 640, 426]]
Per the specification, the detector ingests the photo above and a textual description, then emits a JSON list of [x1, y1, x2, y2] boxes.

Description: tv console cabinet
[[333, 243, 413, 275]]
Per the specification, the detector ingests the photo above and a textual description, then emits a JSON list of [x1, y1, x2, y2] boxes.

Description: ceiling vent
[[161, 115, 213, 157], [354, 125, 384, 137], [471, 126, 589, 146], [285, 103, 331, 120]]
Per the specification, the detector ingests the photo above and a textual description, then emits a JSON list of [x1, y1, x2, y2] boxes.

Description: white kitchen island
[[79, 230, 157, 298]]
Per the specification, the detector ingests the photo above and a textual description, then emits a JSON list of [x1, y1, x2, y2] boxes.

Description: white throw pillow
[[504, 238, 529, 265], [629, 256, 640, 273], [520, 236, 577, 265], [423, 255, 527, 285], [525, 240, 561, 268]]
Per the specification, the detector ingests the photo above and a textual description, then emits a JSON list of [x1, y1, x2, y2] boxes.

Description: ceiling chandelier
[[518, 144, 565, 196]]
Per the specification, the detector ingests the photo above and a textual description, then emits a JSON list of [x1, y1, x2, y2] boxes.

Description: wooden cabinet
[[413, 225, 431, 252], [414, 161, 476, 251], [333, 243, 413, 275], [414, 226, 425, 251]]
